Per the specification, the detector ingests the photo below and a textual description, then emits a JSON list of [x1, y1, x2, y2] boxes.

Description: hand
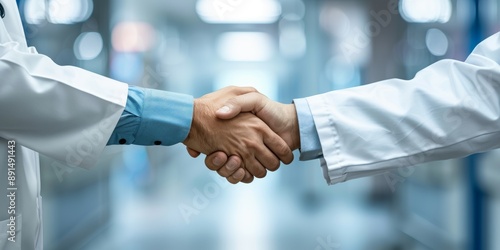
[[183, 87, 294, 184], [187, 90, 300, 183], [217, 92, 300, 150]]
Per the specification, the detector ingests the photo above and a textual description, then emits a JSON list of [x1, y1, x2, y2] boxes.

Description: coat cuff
[[293, 98, 324, 160]]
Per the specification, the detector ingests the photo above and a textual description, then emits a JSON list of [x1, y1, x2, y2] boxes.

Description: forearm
[[309, 32, 500, 184]]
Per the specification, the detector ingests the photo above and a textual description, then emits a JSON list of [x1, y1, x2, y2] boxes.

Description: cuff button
[[0, 4, 5, 19], [119, 139, 127, 145], [154, 141, 162, 146]]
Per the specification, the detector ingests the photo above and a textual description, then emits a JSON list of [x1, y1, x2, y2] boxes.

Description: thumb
[[216, 92, 267, 120]]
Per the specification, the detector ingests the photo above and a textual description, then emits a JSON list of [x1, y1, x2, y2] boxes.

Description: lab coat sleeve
[[306, 32, 500, 185], [0, 42, 128, 169]]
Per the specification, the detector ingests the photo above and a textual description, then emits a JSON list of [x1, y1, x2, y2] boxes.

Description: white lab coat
[[0, 1, 128, 249], [306, 32, 500, 185]]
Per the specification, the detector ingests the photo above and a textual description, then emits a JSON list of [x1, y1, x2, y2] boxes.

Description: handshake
[[182, 86, 301, 184]]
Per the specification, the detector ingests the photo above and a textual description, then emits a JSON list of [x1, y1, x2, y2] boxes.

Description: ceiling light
[[196, 0, 281, 24]]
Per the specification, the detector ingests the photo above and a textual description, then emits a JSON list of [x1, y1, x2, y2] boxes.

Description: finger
[[186, 147, 201, 158], [218, 155, 243, 177], [254, 144, 281, 172], [216, 92, 268, 120], [244, 155, 267, 179], [217, 156, 243, 177], [205, 152, 229, 171], [241, 170, 254, 184], [228, 86, 259, 95], [226, 168, 246, 184], [263, 129, 294, 165]]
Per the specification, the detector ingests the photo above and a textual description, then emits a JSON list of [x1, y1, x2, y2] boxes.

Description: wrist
[[287, 104, 300, 151], [183, 99, 204, 149]]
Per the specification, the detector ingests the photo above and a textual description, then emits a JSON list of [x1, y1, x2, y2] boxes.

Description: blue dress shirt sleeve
[[107, 86, 194, 146], [293, 98, 323, 160]]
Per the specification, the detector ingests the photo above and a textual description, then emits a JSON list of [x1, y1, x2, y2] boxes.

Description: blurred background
[[16, 0, 500, 249]]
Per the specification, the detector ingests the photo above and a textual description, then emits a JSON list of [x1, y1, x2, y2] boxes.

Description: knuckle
[[230, 156, 242, 166], [225, 98, 237, 107], [227, 177, 239, 184], [246, 140, 260, 150], [247, 87, 258, 93], [283, 154, 294, 165], [255, 168, 267, 179], [226, 96, 236, 102], [277, 143, 291, 157], [254, 124, 266, 133], [242, 175, 254, 184], [224, 165, 236, 175], [268, 160, 280, 172], [234, 86, 258, 95], [231, 169, 245, 180], [207, 164, 220, 171], [205, 158, 221, 171], [225, 162, 238, 172], [217, 168, 229, 177], [239, 151, 253, 162]]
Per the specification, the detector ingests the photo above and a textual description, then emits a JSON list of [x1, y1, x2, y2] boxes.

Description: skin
[[182, 87, 294, 184], [187, 90, 301, 184]]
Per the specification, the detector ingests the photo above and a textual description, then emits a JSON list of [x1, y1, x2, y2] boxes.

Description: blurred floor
[[73, 144, 397, 250]]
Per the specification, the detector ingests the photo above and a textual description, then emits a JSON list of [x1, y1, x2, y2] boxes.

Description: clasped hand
[[182, 87, 300, 184]]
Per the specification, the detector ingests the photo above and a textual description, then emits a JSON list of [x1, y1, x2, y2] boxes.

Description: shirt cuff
[[293, 98, 323, 160], [108, 86, 194, 146]]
